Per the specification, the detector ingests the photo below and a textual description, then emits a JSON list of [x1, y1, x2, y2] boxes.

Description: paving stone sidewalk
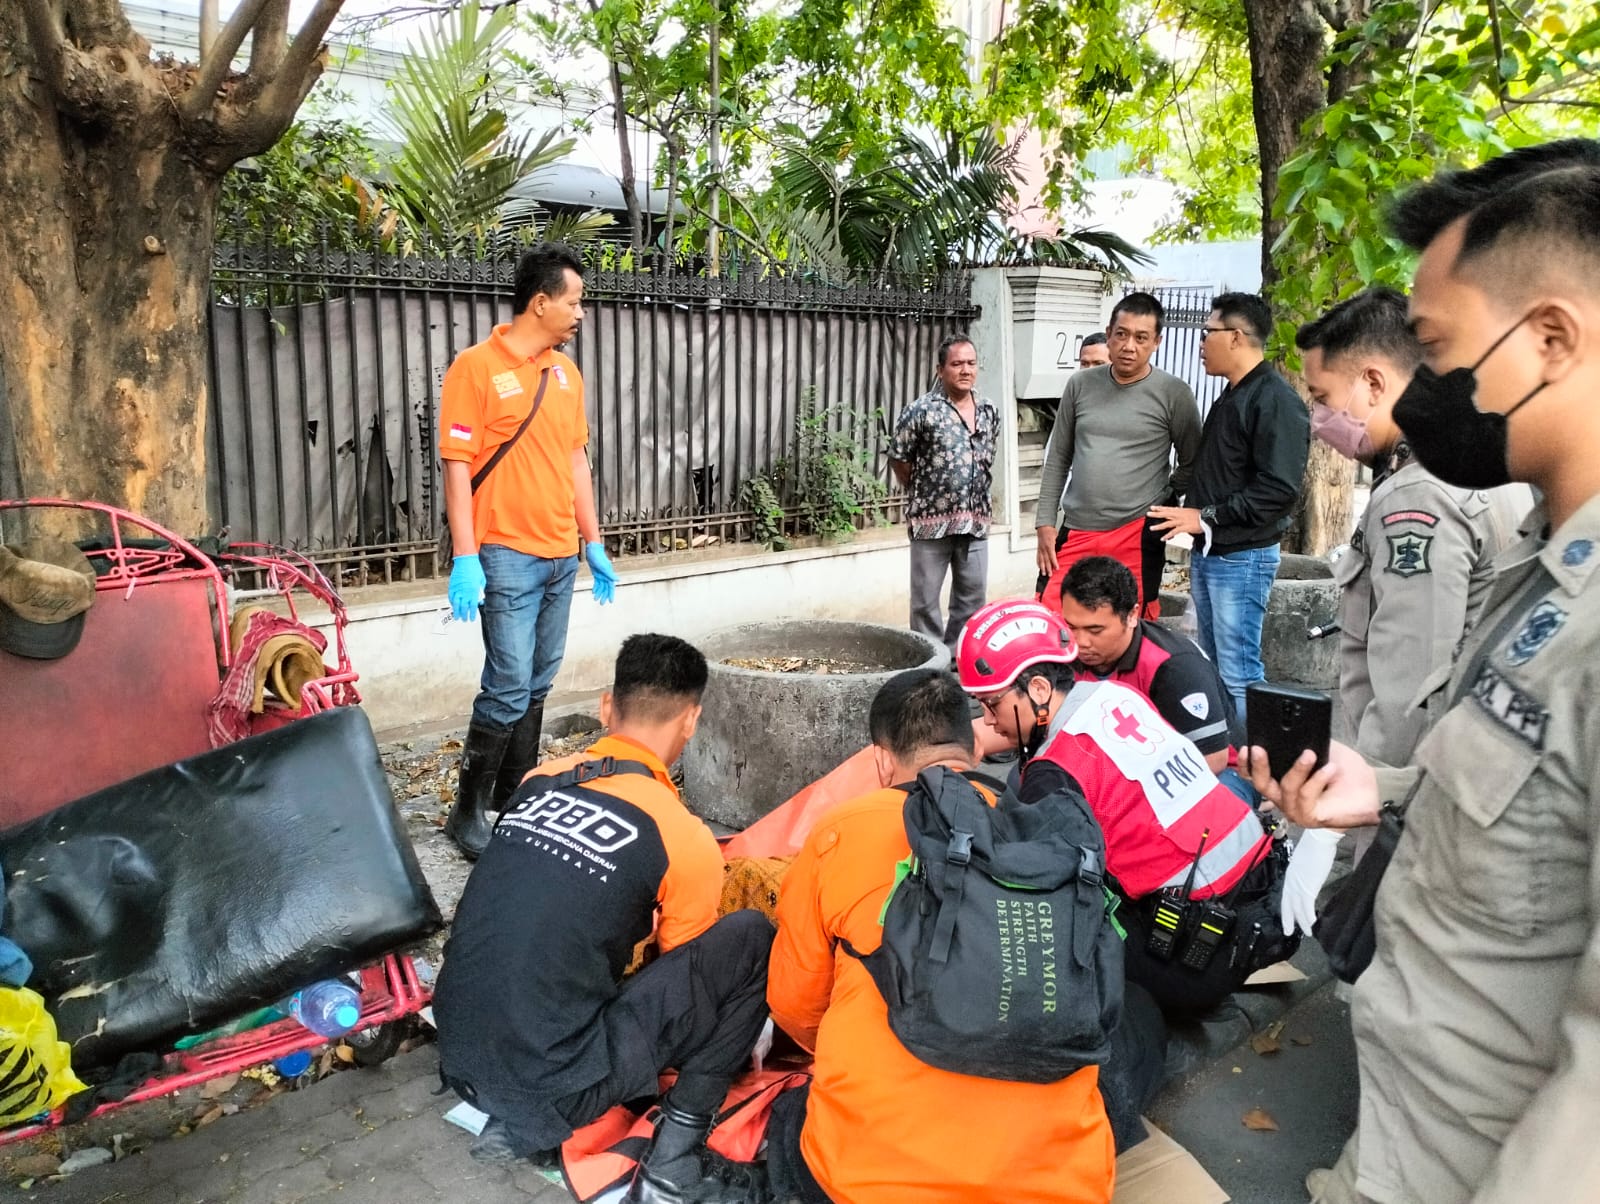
[[17, 1048, 568, 1204]]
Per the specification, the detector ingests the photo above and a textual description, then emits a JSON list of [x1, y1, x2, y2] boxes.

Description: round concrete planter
[[1262, 554, 1340, 687], [681, 621, 948, 830]]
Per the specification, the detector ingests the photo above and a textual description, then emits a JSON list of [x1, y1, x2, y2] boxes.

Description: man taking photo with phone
[[1247, 140, 1600, 1204]]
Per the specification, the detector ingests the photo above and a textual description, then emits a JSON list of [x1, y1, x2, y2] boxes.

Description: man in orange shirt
[[438, 243, 619, 859], [766, 668, 1115, 1204], [435, 634, 774, 1204]]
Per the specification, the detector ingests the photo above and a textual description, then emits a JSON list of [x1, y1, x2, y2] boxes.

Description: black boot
[[469, 1117, 556, 1167], [443, 719, 513, 861], [492, 699, 546, 812], [627, 1101, 771, 1204]]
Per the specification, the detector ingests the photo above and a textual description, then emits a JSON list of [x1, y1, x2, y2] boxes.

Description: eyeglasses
[[975, 691, 1014, 714], [1201, 325, 1239, 338]]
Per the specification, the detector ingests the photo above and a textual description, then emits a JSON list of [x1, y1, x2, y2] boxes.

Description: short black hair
[[1080, 332, 1107, 348], [869, 669, 975, 760], [1017, 661, 1076, 693], [612, 633, 709, 723], [1295, 287, 1422, 372], [1111, 291, 1165, 334], [1449, 165, 1600, 306], [1059, 556, 1139, 619], [513, 243, 584, 315], [937, 334, 976, 367], [1387, 139, 1600, 252], [1211, 292, 1271, 344]]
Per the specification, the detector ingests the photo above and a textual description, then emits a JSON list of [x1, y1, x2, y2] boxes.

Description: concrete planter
[[1262, 554, 1340, 687], [681, 620, 948, 830]]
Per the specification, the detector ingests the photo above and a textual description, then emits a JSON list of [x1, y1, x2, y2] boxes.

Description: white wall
[[321, 531, 1040, 733]]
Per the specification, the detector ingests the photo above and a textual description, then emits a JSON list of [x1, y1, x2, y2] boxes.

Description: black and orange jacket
[[434, 736, 723, 1146], [768, 782, 1115, 1204]]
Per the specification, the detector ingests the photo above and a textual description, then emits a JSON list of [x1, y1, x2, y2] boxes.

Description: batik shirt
[[888, 385, 999, 540]]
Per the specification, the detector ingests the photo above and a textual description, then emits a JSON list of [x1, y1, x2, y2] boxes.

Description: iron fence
[[207, 240, 978, 585]]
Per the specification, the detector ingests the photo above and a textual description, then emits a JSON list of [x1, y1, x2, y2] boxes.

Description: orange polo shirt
[[438, 325, 589, 559], [769, 785, 1115, 1204]]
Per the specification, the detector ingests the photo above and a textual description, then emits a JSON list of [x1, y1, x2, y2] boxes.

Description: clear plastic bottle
[[283, 980, 361, 1039]]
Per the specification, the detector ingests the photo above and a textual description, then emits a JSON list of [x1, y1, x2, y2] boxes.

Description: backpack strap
[[533, 757, 658, 790], [491, 757, 659, 836], [921, 767, 984, 965]]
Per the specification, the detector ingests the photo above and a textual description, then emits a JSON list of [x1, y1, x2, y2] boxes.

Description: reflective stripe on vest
[[1042, 680, 1268, 899]]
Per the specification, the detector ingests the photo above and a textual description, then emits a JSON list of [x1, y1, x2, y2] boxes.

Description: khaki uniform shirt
[[1352, 494, 1600, 1203], [1335, 462, 1531, 766]]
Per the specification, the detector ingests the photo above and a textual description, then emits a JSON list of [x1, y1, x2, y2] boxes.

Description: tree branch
[[249, 0, 345, 130], [247, 0, 293, 83], [182, 0, 272, 120]]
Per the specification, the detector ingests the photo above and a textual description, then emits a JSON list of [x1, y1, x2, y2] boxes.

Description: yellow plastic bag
[[0, 987, 86, 1125]]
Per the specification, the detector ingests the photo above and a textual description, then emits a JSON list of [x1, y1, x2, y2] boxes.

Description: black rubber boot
[[492, 699, 546, 811], [443, 719, 513, 861], [469, 1118, 556, 1167], [627, 1102, 771, 1204]]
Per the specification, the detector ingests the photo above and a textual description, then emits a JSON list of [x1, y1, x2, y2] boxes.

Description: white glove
[[1281, 827, 1342, 936], [751, 1017, 775, 1073]]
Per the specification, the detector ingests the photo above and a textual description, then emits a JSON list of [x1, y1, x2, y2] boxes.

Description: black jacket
[[1187, 361, 1310, 554]]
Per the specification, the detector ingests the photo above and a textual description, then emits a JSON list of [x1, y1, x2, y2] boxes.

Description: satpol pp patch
[[1387, 532, 1432, 577], [1505, 600, 1566, 667], [1181, 692, 1211, 720], [1469, 663, 1548, 749]]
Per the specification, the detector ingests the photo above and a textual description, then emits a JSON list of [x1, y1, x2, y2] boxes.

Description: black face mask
[[1392, 313, 1547, 489]]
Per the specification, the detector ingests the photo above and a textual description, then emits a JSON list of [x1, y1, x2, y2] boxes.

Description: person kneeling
[[434, 634, 774, 1204], [957, 600, 1298, 1016], [766, 669, 1117, 1203]]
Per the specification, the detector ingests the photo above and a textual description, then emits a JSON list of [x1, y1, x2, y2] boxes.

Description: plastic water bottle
[[283, 980, 361, 1039]]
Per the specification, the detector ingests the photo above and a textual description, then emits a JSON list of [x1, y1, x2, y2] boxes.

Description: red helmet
[[956, 599, 1079, 692]]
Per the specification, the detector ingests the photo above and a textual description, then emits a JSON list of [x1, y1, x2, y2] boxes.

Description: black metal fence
[[207, 242, 978, 585], [1129, 284, 1225, 418]]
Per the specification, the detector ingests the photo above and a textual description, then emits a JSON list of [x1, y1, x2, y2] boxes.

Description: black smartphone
[[1247, 683, 1333, 781]]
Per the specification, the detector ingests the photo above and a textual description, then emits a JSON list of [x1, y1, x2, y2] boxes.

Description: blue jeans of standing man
[[1189, 544, 1279, 722], [472, 543, 579, 730]]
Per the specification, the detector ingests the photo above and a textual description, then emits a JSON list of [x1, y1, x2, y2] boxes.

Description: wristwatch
[[1199, 504, 1218, 527]]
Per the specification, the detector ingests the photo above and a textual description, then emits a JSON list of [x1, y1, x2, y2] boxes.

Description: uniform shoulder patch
[[1469, 664, 1548, 749], [1505, 600, 1567, 667], [1180, 692, 1211, 719], [1382, 509, 1440, 527], [1386, 532, 1432, 577]]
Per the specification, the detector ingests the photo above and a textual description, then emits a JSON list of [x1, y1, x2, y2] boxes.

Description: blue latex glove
[[585, 541, 617, 605], [448, 553, 487, 622]]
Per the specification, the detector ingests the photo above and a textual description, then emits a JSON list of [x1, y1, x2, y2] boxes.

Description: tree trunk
[[1242, 0, 1352, 556], [0, 28, 218, 536], [608, 59, 645, 253]]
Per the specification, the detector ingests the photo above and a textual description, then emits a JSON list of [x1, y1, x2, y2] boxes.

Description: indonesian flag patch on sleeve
[[449, 423, 473, 441]]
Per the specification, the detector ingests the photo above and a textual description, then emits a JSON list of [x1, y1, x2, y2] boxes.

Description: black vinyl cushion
[[0, 706, 443, 1068]]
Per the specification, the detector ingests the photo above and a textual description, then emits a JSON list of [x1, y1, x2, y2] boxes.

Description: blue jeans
[[1190, 544, 1279, 721], [472, 544, 579, 729]]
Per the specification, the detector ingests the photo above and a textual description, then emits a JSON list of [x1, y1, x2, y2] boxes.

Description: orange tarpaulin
[[721, 719, 1015, 860]]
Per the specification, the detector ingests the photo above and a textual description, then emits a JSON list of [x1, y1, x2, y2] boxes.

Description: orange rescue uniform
[[438, 325, 589, 560], [768, 785, 1116, 1204]]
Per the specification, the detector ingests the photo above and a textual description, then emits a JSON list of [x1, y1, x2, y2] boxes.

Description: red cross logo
[[1110, 706, 1148, 744]]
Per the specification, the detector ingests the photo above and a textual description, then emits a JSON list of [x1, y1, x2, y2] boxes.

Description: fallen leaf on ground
[[10, 1154, 60, 1178], [1250, 1020, 1286, 1056], [335, 1044, 356, 1064], [199, 1073, 239, 1099], [1242, 1108, 1279, 1132], [1291, 1035, 1313, 1047], [196, 1105, 225, 1128]]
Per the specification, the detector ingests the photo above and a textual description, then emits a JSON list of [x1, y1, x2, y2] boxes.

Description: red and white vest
[[1036, 679, 1269, 900]]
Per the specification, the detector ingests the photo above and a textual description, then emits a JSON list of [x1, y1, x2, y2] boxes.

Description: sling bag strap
[[471, 366, 553, 493], [439, 367, 552, 562], [490, 757, 659, 837]]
